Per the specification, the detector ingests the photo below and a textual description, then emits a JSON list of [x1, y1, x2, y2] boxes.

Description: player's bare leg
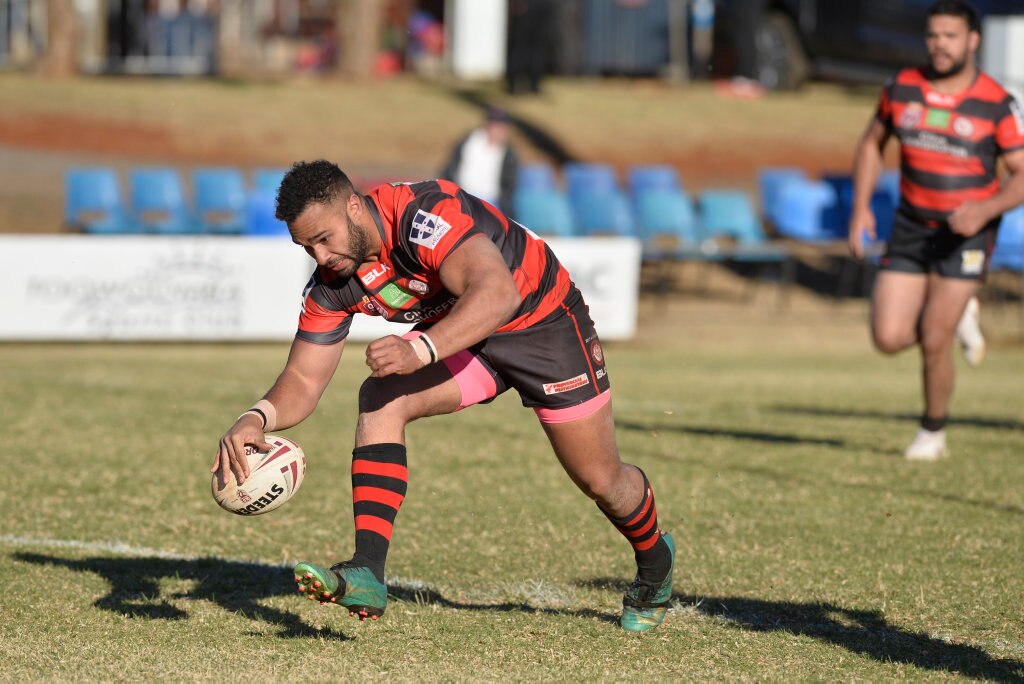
[[902, 274, 981, 460], [541, 400, 675, 632], [295, 363, 462, 620], [870, 271, 929, 354]]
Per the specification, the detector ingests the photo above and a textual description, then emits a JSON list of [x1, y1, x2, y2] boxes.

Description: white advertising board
[[0, 235, 640, 342]]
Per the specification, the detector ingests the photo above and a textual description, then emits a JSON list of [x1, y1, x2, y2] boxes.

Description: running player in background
[[212, 160, 675, 631], [849, 0, 1024, 460]]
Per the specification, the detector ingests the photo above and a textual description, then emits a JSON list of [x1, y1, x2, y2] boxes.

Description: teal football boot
[[620, 530, 675, 632], [293, 560, 388, 621]]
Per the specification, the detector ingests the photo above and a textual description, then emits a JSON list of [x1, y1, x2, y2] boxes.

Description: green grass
[[1, 297, 1022, 680]]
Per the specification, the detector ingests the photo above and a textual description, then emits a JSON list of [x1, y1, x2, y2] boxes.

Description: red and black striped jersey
[[296, 179, 572, 345], [876, 67, 1024, 224]]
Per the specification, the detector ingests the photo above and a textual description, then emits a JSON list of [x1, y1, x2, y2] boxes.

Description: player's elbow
[[497, 277, 523, 322]]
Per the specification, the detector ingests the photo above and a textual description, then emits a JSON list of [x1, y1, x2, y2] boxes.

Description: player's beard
[[343, 214, 371, 272], [930, 50, 970, 79]]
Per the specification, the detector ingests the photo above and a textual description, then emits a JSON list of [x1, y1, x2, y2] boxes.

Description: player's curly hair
[[928, 0, 980, 34], [275, 160, 356, 224]]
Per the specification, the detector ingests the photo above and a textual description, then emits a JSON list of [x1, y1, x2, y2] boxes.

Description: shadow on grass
[[616, 419, 846, 448], [12, 552, 616, 635], [582, 578, 1024, 682], [772, 405, 1024, 432], [14, 553, 350, 640]]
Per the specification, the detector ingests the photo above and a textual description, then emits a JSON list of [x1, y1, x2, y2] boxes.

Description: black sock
[[920, 415, 947, 432], [350, 443, 407, 583], [600, 469, 672, 583]]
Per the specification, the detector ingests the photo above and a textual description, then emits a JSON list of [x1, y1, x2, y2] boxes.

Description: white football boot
[[904, 428, 949, 461], [955, 296, 986, 367]]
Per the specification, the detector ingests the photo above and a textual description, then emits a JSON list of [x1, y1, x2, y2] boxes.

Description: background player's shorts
[[420, 286, 611, 424], [880, 211, 999, 280]]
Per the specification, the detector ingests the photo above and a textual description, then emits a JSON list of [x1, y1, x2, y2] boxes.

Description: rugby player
[[212, 160, 675, 631], [848, 0, 1024, 460]]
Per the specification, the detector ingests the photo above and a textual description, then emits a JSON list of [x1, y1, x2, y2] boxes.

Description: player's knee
[[872, 326, 912, 354], [919, 325, 953, 357], [574, 466, 621, 505], [358, 377, 414, 423]]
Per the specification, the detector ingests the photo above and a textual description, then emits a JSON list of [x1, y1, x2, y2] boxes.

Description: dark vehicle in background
[[713, 0, 1024, 90]]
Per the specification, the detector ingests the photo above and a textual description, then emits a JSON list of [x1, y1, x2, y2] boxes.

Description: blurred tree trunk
[[39, 0, 78, 76], [335, 0, 385, 79]]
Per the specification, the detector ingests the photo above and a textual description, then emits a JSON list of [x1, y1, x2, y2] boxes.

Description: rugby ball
[[211, 435, 306, 516]]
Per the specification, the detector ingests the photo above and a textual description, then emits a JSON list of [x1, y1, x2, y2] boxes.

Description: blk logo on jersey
[[410, 210, 452, 249], [360, 263, 390, 287]]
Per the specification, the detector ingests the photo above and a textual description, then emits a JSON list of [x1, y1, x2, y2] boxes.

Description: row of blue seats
[[65, 167, 289, 235], [512, 163, 789, 264], [512, 162, 1022, 272], [758, 166, 1024, 272], [758, 167, 899, 243]]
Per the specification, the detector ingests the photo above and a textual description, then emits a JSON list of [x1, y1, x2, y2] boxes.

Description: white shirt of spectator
[[454, 128, 504, 206]]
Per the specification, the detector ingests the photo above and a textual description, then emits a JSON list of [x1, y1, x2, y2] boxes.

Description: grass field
[[1, 294, 1022, 681]]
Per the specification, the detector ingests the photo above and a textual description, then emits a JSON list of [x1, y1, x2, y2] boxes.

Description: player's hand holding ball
[[213, 412, 271, 489], [210, 433, 306, 516]]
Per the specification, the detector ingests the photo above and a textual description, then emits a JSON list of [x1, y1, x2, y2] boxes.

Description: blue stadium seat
[[192, 167, 246, 235], [563, 162, 619, 204], [635, 189, 699, 244], [574, 190, 636, 237], [64, 167, 133, 234], [699, 190, 767, 244], [878, 169, 900, 207], [628, 165, 682, 196], [635, 189, 713, 263], [820, 173, 854, 236], [513, 189, 576, 237], [991, 205, 1024, 273], [759, 167, 807, 226], [772, 178, 839, 241], [253, 168, 288, 195], [130, 167, 196, 234], [516, 163, 557, 193], [245, 191, 289, 236]]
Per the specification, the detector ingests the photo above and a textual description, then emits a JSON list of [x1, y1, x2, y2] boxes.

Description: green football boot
[[620, 530, 675, 632], [293, 560, 388, 621]]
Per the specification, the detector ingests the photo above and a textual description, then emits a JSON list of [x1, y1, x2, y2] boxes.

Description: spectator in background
[[440, 107, 519, 215], [720, 0, 766, 98], [506, 0, 556, 95]]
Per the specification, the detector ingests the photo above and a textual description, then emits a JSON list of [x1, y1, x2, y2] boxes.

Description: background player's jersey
[[876, 67, 1024, 225], [296, 179, 571, 345]]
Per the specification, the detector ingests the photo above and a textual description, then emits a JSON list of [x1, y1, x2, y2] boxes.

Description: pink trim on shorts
[[402, 331, 496, 410], [534, 390, 611, 424], [444, 350, 498, 410]]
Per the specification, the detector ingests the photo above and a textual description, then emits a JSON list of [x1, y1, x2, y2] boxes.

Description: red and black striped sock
[[350, 443, 408, 583], [601, 469, 671, 582]]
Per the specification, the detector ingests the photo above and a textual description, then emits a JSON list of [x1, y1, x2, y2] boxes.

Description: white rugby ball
[[211, 435, 306, 516]]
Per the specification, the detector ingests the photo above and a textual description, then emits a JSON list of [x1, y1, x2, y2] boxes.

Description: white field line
[[0, 534, 213, 562], [0, 535, 572, 604]]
